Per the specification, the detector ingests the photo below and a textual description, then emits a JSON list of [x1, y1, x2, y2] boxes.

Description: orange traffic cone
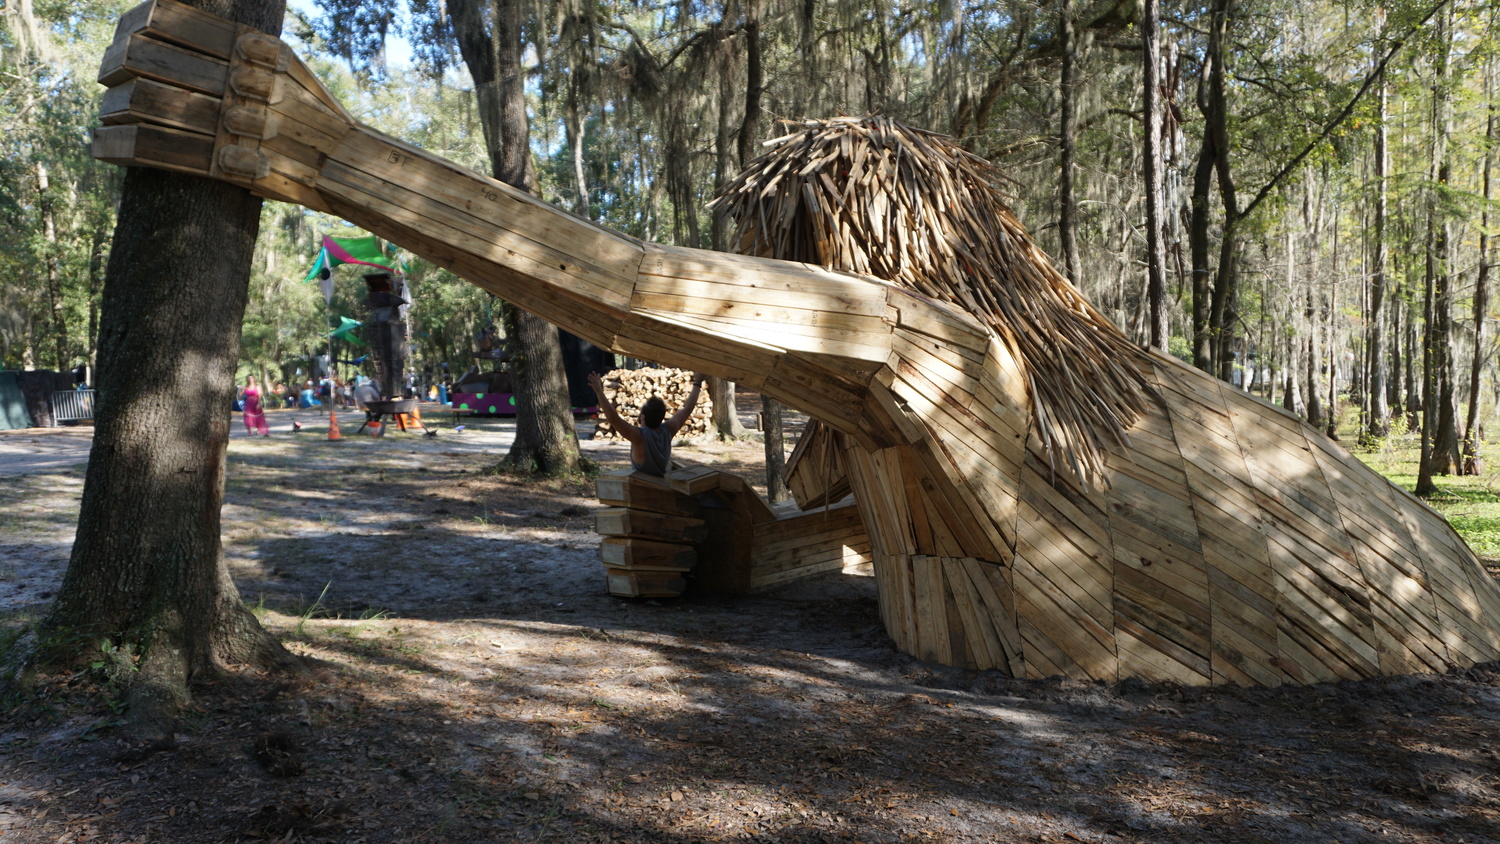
[[328, 408, 342, 440], [410, 404, 425, 430]]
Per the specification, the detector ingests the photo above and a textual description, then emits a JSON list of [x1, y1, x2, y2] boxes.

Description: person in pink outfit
[[241, 374, 270, 437]]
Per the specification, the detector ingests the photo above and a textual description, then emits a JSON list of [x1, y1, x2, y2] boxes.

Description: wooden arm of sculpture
[[90, 0, 1006, 453]]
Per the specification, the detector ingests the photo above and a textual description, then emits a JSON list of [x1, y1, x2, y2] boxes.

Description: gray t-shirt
[[632, 425, 673, 476]]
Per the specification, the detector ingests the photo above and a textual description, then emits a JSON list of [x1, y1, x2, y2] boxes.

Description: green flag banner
[[303, 234, 400, 282]]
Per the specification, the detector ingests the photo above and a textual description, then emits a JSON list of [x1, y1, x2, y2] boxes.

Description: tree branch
[[1239, 0, 1450, 221]]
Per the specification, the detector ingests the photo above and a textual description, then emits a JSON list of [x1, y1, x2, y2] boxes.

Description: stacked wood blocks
[[595, 466, 872, 597], [595, 472, 705, 597], [591, 367, 713, 440], [95, 0, 1500, 686]]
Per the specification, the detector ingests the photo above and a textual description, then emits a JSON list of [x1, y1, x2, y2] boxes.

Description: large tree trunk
[[29, 0, 296, 735], [450, 0, 585, 475]]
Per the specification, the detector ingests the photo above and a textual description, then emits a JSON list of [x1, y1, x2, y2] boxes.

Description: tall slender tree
[[1058, 0, 1082, 283], [1142, 0, 1169, 350], [449, 0, 587, 475], [1366, 14, 1391, 441], [1463, 55, 1494, 475]]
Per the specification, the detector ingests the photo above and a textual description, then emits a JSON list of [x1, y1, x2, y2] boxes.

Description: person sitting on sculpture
[[588, 371, 705, 477]]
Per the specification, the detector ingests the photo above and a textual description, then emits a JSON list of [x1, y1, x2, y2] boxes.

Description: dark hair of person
[[641, 396, 667, 429]]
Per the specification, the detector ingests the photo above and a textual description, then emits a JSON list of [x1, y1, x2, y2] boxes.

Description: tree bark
[[450, 0, 586, 475], [1189, 104, 1216, 372], [736, 0, 784, 486], [1142, 0, 1169, 350], [1418, 2, 1460, 493], [707, 5, 748, 441], [36, 161, 68, 370], [1366, 47, 1391, 440], [1205, 0, 1239, 383], [1058, 0, 1082, 283], [1463, 61, 1493, 475], [30, 0, 296, 733]]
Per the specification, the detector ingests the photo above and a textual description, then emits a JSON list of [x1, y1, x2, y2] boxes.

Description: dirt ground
[[2, 404, 1500, 843]]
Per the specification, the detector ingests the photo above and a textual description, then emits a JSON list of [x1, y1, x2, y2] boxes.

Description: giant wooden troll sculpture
[[95, 0, 1500, 685]]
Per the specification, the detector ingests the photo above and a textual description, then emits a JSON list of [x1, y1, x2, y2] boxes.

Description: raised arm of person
[[664, 373, 706, 437], [587, 372, 640, 446]]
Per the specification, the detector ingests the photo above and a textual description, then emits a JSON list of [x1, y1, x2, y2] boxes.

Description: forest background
[[3, 0, 1498, 492]]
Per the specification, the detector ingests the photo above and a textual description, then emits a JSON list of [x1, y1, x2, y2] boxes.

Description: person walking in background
[[241, 374, 270, 437]]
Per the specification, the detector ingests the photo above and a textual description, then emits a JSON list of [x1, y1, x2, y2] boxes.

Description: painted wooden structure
[[93, 0, 1500, 685]]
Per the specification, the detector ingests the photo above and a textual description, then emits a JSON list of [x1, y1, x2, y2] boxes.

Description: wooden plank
[[92, 124, 215, 175], [646, 307, 892, 365], [316, 184, 631, 351], [1207, 609, 1287, 687], [1015, 585, 1103, 681], [630, 289, 893, 339], [910, 555, 953, 665], [752, 540, 871, 579], [1116, 628, 1209, 686], [643, 246, 889, 319], [1275, 594, 1375, 682], [956, 557, 1024, 673], [99, 77, 220, 133], [763, 353, 870, 425], [1012, 546, 1114, 654], [842, 449, 906, 558], [886, 289, 990, 353], [613, 315, 773, 390], [594, 507, 707, 543], [1274, 568, 1380, 678], [596, 472, 702, 517], [1014, 517, 1113, 633], [632, 273, 892, 319], [784, 421, 851, 510], [751, 500, 865, 549], [750, 547, 869, 589], [320, 145, 637, 310], [599, 537, 697, 571], [1103, 471, 1203, 553], [908, 438, 1012, 562], [891, 330, 984, 393], [605, 568, 687, 598], [942, 558, 1004, 671], [99, 31, 229, 94], [273, 79, 353, 145], [1017, 614, 1069, 680], [120, 0, 241, 59], [1163, 373, 1287, 688]]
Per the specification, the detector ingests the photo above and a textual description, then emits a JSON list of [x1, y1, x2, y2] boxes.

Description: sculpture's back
[[94, 0, 1500, 686]]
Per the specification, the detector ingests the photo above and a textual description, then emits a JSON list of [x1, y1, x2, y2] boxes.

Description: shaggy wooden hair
[[711, 115, 1158, 484]]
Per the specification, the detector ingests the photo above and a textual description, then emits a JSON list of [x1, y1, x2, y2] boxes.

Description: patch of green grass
[[1351, 430, 1500, 558], [292, 581, 332, 636]]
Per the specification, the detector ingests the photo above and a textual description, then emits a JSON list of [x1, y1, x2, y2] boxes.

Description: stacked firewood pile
[[591, 368, 714, 440]]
